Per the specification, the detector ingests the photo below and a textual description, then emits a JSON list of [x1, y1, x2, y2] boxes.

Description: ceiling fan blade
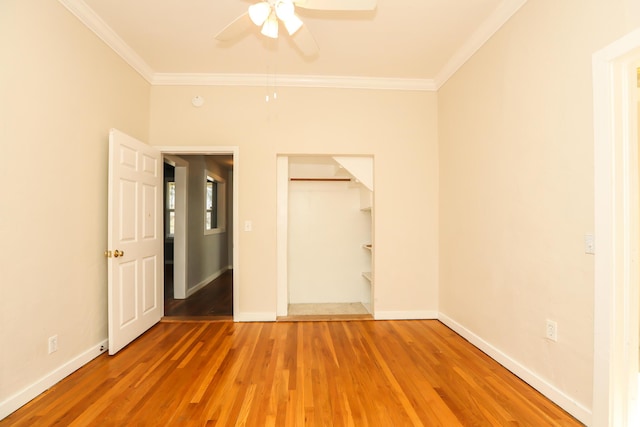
[[293, 0, 376, 11], [291, 23, 319, 57], [215, 12, 253, 41]]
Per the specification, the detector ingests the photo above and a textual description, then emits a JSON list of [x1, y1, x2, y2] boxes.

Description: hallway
[[164, 266, 233, 319]]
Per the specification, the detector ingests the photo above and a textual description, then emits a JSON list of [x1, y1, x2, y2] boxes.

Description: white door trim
[[276, 156, 289, 317], [593, 28, 640, 427], [155, 146, 240, 321]]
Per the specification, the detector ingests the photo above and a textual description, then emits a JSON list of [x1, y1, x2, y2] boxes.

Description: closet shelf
[[362, 272, 373, 283]]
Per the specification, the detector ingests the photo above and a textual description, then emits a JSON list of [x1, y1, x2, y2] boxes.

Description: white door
[[107, 128, 163, 355]]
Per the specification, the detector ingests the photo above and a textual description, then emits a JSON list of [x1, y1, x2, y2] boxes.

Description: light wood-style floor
[[1, 320, 583, 426]]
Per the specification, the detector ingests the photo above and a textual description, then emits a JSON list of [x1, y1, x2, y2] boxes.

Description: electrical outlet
[[48, 335, 58, 354], [545, 320, 558, 342]]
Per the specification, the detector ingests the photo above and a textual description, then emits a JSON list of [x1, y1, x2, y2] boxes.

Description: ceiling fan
[[215, 0, 377, 56]]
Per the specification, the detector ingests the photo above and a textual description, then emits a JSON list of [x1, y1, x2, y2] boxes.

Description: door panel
[[142, 183, 157, 239], [119, 261, 137, 326], [120, 179, 137, 241], [108, 128, 163, 355], [142, 256, 158, 313]]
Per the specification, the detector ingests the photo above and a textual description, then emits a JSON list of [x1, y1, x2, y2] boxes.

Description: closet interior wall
[[287, 157, 373, 313]]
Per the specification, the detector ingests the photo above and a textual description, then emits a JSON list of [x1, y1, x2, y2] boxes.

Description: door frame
[[593, 28, 640, 426], [276, 155, 375, 317], [276, 156, 289, 316], [156, 146, 240, 321]]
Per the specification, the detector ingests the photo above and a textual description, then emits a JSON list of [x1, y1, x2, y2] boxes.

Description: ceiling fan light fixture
[[248, 1, 271, 26], [261, 13, 279, 39], [275, 0, 295, 21], [283, 14, 303, 35]]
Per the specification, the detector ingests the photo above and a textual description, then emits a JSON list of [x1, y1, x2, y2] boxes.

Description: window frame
[[165, 180, 176, 238], [204, 170, 226, 235]]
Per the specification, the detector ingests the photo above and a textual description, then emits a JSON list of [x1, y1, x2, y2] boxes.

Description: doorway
[[276, 155, 374, 320], [163, 154, 233, 318], [157, 146, 240, 321], [592, 30, 640, 426]]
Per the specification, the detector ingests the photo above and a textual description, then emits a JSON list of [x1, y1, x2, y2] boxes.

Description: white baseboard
[[234, 312, 277, 322], [438, 313, 592, 426], [0, 339, 108, 421], [186, 267, 229, 298], [374, 310, 438, 320]]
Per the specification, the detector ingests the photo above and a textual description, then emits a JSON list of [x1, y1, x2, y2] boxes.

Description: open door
[[107, 129, 163, 355]]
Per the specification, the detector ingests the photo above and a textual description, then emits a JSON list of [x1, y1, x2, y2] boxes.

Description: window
[[166, 181, 175, 236], [206, 178, 217, 230], [204, 172, 226, 234]]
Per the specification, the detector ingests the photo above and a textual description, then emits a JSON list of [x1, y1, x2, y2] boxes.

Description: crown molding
[[57, 0, 154, 82], [433, 0, 528, 89], [59, 0, 525, 92], [151, 73, 437, 91]]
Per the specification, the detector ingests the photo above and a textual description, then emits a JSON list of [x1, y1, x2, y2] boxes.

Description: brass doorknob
[[114, 250, 124, 258]]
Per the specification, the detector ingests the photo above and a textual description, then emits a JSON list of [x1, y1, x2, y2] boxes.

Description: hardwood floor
[[278, 303, 373, 321], [164, 268, 233, 318], [1, 320, 582, 426]]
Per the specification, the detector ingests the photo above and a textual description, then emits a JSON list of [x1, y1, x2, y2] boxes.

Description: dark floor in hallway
[[164, 265, 233, 318]]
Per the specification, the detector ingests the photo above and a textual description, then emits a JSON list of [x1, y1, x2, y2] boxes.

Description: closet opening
[[276, 155, 374, 321]]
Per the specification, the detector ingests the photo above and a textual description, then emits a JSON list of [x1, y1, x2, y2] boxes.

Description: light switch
[[244, 220, 252, 232], [585, 234, 595, 254]]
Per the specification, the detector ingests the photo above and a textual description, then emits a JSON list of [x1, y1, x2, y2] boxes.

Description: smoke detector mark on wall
[[191, 96, 204, 107]]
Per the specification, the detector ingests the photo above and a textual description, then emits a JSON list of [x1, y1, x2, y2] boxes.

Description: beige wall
[[149, 86, 439, 317], [0, 0, 150, 407], [438, 0, 636, 410]]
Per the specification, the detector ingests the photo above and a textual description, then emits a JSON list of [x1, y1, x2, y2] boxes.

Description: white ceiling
[[59, 0, 527, 89]]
